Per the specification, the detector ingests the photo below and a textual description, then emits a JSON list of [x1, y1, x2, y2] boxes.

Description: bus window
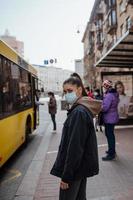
[[19, 69, 32, 107], [11, 63, 21, 110], [11, 64, 32, 110], [2, 58, 13, 115], [0, 56, 2, 117]]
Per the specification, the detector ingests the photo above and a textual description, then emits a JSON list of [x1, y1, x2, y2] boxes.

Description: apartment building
[[75, 59, 84, 82], [82, 0, 133, 93], [33, 64, 73, 94]]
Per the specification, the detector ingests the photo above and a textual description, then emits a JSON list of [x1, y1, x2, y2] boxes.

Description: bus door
[[31, 76, 39, 129]]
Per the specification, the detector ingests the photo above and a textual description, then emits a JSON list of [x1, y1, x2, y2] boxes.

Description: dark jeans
[[50, 114, 56, 130], [104, 123, 116, 156], [59, 178, 87, 200]]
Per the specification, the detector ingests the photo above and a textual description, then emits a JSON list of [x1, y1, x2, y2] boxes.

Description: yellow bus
[[0, 40, 39, 167]]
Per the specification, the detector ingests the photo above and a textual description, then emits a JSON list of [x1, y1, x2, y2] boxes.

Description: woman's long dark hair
[[115, 81, 125, 95], [63, 76, 88, 97]]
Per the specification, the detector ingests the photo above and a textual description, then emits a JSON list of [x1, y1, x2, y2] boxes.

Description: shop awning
[[95, 30, 133, 68]]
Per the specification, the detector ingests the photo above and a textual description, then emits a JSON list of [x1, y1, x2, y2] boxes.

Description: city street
[[1, 0, 133, 199], [0, 102, 133, 200]]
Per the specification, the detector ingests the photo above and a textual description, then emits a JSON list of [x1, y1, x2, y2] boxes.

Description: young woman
[[50, 77, 99, 200], [115, 81, 130, 119], [101, 80, 119, 161]]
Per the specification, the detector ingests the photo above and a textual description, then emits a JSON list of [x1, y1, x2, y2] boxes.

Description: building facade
[[33, 64, 73, 95], [82, 0, 133, 91], [0, 30, 24, 57], [75, 59, 84, 83]]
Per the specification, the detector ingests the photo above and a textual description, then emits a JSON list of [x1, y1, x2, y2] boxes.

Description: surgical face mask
[[65, 91, 78, 104]]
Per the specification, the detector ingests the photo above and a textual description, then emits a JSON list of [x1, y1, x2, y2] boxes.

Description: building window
[[97, 31, 103, 50], [88, 32, 94, 54], [126, 17, 131, 31], [112, 10, 117, 25], [107, 0, 116, 9], [108, 13, 112, 27], [109, 0, 116, 6], [96, 19, 102, 30], [108, 9, 117, 27], [97, 32, 103, 44]]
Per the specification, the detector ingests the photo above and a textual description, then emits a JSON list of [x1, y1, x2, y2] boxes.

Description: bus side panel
[[0, 108, 34, 167]]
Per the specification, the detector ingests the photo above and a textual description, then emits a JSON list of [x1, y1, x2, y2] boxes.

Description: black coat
[[48, 96, 57, 114], [50, 103, 99, 183]]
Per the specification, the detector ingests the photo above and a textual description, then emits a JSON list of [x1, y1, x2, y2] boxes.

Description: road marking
[[98, 143, 119, 148], [0, 169, 21, 186], [98, 144, 108, 147], [47, 150, 58, 154]]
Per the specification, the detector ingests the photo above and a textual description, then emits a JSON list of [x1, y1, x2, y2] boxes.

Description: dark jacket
[[48, 96, 57, 114], [50, 97, 99, 183], [102, 88, 119, 124]]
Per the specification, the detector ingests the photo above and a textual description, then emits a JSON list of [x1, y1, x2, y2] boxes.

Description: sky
[[0, 0, 94, 70]]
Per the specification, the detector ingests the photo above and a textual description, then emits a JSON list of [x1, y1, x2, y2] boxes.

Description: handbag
[[98, 111, 104, 126]]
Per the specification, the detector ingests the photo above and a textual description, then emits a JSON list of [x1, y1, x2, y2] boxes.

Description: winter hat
[[102, 80, 113, 89]]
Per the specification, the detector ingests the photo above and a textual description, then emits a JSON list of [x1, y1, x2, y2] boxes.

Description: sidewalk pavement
[[14, 110, 133, 200]]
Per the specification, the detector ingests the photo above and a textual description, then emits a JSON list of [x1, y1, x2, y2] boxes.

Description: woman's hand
[[60, 180, 69, 190]]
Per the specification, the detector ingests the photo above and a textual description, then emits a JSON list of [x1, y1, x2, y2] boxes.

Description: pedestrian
[[85, 86, 94, 98], [50, 77, 99, 200], [101, 80, 119, 161], [48, 92, 57, 133], [93, 88, 103, 132], [94, 88, 103, 100]]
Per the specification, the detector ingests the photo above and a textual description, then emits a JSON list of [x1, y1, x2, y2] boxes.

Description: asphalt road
[[0, 104, 51, 200]]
